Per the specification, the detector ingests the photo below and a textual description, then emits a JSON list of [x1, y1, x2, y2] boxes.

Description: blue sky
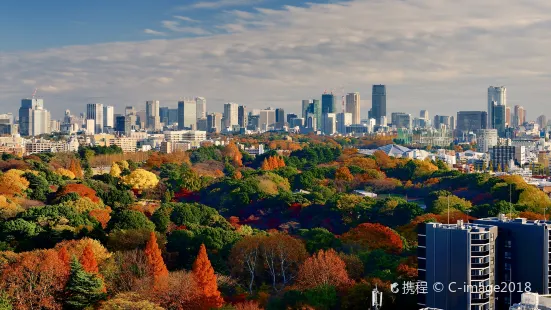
[[1, 0, 551, 119], [0, 0, 335, 51]]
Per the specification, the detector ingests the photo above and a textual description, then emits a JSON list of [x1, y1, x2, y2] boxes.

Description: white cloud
[[3, 0, 551, 119], [187, 0, 264, 9], [173, 15, 199, 22], [162, 20, 211, 35], [144, 29, 167, 36]]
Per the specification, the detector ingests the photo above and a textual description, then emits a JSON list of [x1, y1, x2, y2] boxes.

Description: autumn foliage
[[223, 142, 243, 167], [0, 169, 29, 196], [144, 232, 169, 290], [80, 243, 100, 274], [57, 183, 100, 203], [261, 156, 286, 171], [341, 223, 403, 254], [295, 249, 351, 290], [193, 244, 224, 309]]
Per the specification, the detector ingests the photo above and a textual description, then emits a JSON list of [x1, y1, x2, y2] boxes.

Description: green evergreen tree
[[64, 257, 106, 309]]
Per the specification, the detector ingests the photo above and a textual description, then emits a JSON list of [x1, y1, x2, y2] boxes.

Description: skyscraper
[[420, 110, 429, 120], [514, 105, 526, 126], [103, 106, 114, 129], [275, 108, 285, 129], [537, 115, 547, 129], [505, 106, 511, 127], [301, 100, 310, 119], [336, 112, 352, 134], [493, 103, 506, 136], [19, 98, 51, 136], [86, 103, 104, 134], [321, 93, 336, 114], [177, 100, 196, 130], [456, 111, 488, 134], [390, 112, 412, 129], [238, 105, 248, 128], [372, 85, 386, 125], [223, 102, 239, 128], [488, 86, 506, 128], [159, 107, 169, 125], [195, 97, 206, 119], [345, 92, 361, 124], [307, 99, 322, 130], [207, 112, 223, 133], [146, 100, 160, 131], [259, 109, 276, 131]]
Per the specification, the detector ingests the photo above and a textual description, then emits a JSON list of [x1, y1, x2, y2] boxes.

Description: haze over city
[[2, 0, 551, 118]]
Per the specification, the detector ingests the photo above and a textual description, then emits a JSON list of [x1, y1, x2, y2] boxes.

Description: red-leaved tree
[[341, 223, 403, 254], [144, 232, 169, 290], [193, 244, 224, 309], [295, 249, 351, 291]]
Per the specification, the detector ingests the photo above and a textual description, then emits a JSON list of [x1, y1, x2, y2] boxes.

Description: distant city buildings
[[146, 100, 160, 131], [86, 103, 104, 134], [223, 102, 239, 128], [19, 98, 51, 136], [345, 92, 361, 124], [195, 97, 207, 119], [372, 85, 387, 125], [178, 99, 196, 130], [488, 86, 506, 129]]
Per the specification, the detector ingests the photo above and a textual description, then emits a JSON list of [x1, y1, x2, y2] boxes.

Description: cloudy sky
[[1, 0, 551, 119]]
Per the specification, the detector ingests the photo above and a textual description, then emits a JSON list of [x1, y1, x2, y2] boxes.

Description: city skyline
[[3, 0, 551, 118]]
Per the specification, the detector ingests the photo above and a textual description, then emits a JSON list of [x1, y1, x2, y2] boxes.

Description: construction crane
[[32, 88, 38, 99]]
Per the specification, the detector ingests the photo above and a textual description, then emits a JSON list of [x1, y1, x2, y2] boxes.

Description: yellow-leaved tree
[[0, 169, 30, 196], [122, 169, 159, 191], [56, 168, 76, 179], [110, 162, 122, 177]]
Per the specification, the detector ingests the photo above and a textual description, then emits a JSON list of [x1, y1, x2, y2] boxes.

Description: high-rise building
[[420, 110, 429, 120], [372, 85, 387, 125], [345, 92, 361, 124], [259, 109, 276, 131], [391, 112, 412, 129], [513, 105, 526, 127], [477, 129, 498, 153], [223, 103, 239, 128], [177, 100, 196, 130], [19, 98, 51, 136], [86, 103, 104, 134], [168, 108, 178, 125], [490, 146, 518, 170], [307, 100, 322, 130], [323, 113, 336, 135], [336, 112, 352, 134], [238, 105, 248, 128], [493, 104, 506, 136], [537, 115, 547, 129], [275, 108, 285, 129], [456, 111, 488, 134], [207, 112, 222, 133], [301, 100, 311, 119], [195, 97, 206, 119], [321, 93, 336, 114], [159, 107, 169, 125], [488, 86, 506, 128], [474, 216, 551, 309], [103, 106, 114, 130], [505, 107, 511, 127], [287, 113, 298, 125], [433, 115, 451, 130], [196, 118, 208, 131], [146, 100, 160, 131]]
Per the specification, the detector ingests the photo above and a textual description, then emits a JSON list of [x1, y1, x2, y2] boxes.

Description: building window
[[505, 240, 511, 248]]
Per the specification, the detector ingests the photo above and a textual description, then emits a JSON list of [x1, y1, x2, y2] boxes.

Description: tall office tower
[[195, 97, 206, 119], [433, 115, 451, 130], [301, 100, 311, 118], [372, 85, 387, 125], [514, 105, 526, 126], [336, 112, 352, 134], [456, 111, 488, 134], [115, 115, 126, 133], [207, 112, 223, 133], [505, 106, 511, 127], [275, 108, 285, 129], [86, 103, 104, 134], [537, 115, 547, 129], [125, 106, 135, 116], [488, 86, 506, 128], [307, 100, 322, 130], [321, 93, 337, 114], [178, 100, 197, 130], [196, 118, 208, 131], [493, 103, 506, 136], [259, 109, 276, 131], [420, 110, 429, 120], [477, 129, 498, 153], [146, 100, 161, 131], [418, 221, 498, 310], [474, 216, 551, 309], [391, 112, 412, 129], [135, 110, 146, 129], [238, 105, 248, 128], [103, 106, 114, 129], [323, 113, 336, 135], [286, 113, 298, 124], [345, 92, 361, 124], [168, 108, 178, 125], [19, 98, 51, 136], [0, 113, 13, 134], [223, 102, 239, 128], [159, 107, 169, 125]]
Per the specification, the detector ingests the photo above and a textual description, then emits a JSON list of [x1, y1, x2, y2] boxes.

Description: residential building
[[164, 130, 207, 142], [178, 99, 196, 130], [490, 146, 525, 170], [510, 292, 551, 310], [475, 216, 551, 309], [372, 85, 387, 125], [238, 105, 248, 128], [345, 92, 361, 124], [103, 105, 114, 129], [477, 129, 498, 153], [336, 112, 352, 134], [25, 138, 80, 155], [86, 103, 104, 134], [160, 141, 172, 154], [109, 138, 137, 153], [195, 97, 206, 119], [488, 86, 507, 129], [391, 112, 412, 129], [19, 98, 51, 136], [223, 102, 239, 128], [146, 100, 160, 131], [456, 111, 488, 134], [322, 93, 337, 114], [418, 221, 498, 310]]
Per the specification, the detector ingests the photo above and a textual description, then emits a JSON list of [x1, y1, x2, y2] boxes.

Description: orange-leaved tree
[[295, 249, 351, 291], [341, 223, 403, 254], [58, 246, 71, 277], [193, 244, 224, 310], [335, 166, 354, 182], [261, 156, 285, 171], [80, 243, 99, 274], [144, 232, 169, 290], [223, 142, 243, 167]]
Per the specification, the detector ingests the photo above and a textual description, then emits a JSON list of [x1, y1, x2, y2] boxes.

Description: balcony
[[471, 262, 490, 269], [472, 239, 490, 245], [471, 274, 490, 281], [471, 250, 490, 257], [471, 297, 490, 305]]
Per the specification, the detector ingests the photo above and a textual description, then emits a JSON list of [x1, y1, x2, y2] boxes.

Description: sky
[[1, 0, 551, 119]]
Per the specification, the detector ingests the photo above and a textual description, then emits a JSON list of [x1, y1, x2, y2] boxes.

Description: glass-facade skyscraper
[[372, 85, 386, 125], [178, 100, 197, 130], [321, 93, 336, 114]]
